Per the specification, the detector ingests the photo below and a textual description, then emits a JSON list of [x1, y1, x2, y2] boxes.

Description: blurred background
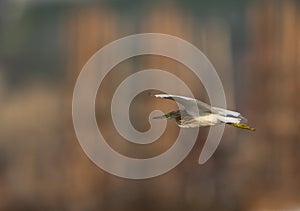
[[0, 0, 300, 210]]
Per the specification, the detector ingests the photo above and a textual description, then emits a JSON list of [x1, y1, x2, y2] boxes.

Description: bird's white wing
[[153, 94, 211, 114], [211, 107, 248, 123]]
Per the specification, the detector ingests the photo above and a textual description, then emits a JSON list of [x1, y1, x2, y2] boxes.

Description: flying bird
[[152, 94, 255, 131]]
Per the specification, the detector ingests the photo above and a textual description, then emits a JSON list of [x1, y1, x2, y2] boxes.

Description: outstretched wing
[[153, 94, 212, 114], [211, 107, 248, 123]]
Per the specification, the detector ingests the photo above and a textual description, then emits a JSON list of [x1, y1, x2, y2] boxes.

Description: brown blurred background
[[0, 0, 300, 210]]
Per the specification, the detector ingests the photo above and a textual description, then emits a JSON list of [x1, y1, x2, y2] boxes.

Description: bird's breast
[[194, 114, 221, 126]]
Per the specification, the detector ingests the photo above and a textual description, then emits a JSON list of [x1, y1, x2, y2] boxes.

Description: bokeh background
[[0, 0, 300, 210]]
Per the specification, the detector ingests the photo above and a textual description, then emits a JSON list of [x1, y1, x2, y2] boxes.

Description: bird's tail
[[213, 108, 255, 131]]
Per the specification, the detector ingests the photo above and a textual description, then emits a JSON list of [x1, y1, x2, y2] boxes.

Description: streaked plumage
[[152, 94, 255, 131]]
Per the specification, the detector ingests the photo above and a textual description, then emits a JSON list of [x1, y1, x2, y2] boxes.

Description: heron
[[152, 94, 255, 131]]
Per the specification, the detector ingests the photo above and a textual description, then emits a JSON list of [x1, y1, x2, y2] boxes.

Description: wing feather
[[211, 107, 248, 123], [153, 94, 211, 114]]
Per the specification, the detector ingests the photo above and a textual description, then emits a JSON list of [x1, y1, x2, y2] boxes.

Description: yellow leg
[[228, 123, 256, 131]]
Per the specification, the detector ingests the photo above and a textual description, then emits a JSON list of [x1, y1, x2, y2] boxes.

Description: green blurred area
[[0, 0, 248, 84]]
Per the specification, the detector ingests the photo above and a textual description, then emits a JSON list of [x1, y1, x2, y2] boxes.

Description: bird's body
[[152, 94, 255, 131]]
